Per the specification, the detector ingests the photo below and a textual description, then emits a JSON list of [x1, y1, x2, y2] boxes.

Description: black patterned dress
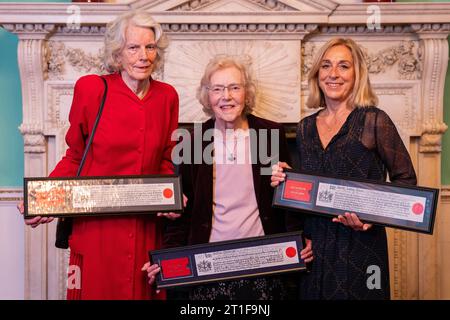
[[291, 107, 417, 300]]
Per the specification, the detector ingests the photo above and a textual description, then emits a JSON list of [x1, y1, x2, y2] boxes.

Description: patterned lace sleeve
[[366, 109, 417, 186]]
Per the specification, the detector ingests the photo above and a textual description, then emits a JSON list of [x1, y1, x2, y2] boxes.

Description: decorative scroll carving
[[46, 41, 105, 78], [364, 41, 421, 80], [1, 23, 55, 35], [66, 47, 105, 74], [410, 23, 450, 34], [55, 25, 106, 35], [419, 122, 448, 153], [170, 0, 216, 11], [46, 42, 66, 79], [18, 123, 45, 153], [302, 41, 421, 80], [301, 42, 315, 79], [162, 23, 318, 34], [249, 0, 295, 11], [169, 0, 296, 11], [320, 25, 412, 34]]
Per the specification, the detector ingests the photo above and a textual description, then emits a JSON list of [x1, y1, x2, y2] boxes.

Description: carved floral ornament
[[170, 0, 296, 11], [302, 41, 422, 80], [46, 41, 106, 79]]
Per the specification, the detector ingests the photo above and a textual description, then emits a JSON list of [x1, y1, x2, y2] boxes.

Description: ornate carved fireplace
[[0, 0, 449, 299]]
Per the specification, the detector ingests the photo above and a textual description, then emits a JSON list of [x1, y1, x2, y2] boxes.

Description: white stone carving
[[165, 40, 300, 122], [2, 23, 55, 37], [420, 122, 449, 153], [1, 0, 450, 301], [162, 22, 318, 35], [169, 0, 297, 11], [46, 41, 105, 78], [302, 40, 421, 80], [365, 42, 421, 80]]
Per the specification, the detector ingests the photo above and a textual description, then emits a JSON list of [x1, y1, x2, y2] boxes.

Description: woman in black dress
[[271, 38, 417, 300]]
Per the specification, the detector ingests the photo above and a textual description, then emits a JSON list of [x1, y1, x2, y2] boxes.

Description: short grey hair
[[104, 10, 168, 74], [197, 54, 257, 118]]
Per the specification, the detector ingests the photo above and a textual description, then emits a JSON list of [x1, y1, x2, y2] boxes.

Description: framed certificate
[[273, 171, 438, 234], [149, 232, 306, 289], [24, 175, 183, 218]]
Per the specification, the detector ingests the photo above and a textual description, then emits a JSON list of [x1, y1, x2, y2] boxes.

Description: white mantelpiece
[[1, 0, 449, 300]]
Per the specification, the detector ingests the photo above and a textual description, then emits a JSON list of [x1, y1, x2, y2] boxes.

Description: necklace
[[224, 132, 237, 161], [317, 109, 349, 132], [318, 114, 338, 132]]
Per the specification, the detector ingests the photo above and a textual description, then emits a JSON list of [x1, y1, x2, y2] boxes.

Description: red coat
[[50, 73, 179, 299]]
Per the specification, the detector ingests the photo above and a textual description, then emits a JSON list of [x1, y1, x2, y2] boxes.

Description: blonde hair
[[104, 11, 168, 74], [197, 54, 256, 118], [306, 37, 378, 109]]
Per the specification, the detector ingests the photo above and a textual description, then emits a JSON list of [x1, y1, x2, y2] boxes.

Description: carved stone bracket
[[1, 23, 55, 39], [419, 122, 448, 153], [17, 39, 48, 151], [412, 24, 449, 155], [19, 123, 45, 154]]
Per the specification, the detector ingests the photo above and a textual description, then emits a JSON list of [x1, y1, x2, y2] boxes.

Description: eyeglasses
[[206, 83, 244, 96]]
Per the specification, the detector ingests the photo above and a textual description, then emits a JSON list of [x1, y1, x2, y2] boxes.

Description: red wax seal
[[412, 202, 424, 215], [163, 188, 173, 199], [285, 247, 297, 258]]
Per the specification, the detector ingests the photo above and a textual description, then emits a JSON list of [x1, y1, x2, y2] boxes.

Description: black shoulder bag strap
[[55, 76, 108, 249]]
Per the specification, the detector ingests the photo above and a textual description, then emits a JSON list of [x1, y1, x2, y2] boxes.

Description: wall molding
[[442, 185, 450, 203], [0, 188, 23, 203]]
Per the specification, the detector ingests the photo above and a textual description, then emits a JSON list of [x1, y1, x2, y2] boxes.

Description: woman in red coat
[[19, 10, 179, 300]]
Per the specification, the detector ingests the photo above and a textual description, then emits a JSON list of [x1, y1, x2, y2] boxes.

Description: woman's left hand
[[141, 261, 161, 286], [300, 238, 313, 263], [332, 212, 372, 231]]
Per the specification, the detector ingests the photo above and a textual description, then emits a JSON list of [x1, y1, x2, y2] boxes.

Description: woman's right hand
[[17, 201, 54, 228], [270, 162, 292, 188]]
